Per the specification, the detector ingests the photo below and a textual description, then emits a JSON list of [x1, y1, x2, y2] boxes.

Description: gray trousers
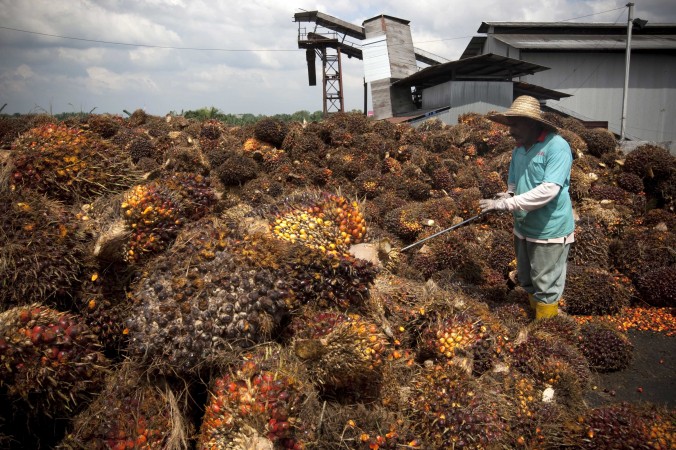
[[514, 236, 570, 304]]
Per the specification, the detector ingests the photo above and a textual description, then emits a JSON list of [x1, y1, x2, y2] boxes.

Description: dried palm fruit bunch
[[197, 346, 312, 450], [0, 304, 109, 417], [507, 329, 591, 407], [265, 191, 367, 257], [120, 172, 216, 263], [290, 310, 389, 392], [253, 117, 289, 148], [569, 217, 610, 269], [409, 364, 508, 449], [60, 362, 190, 450], [76, 262, 136, 355], [636, 265, 676, 307], [6, 123, 141, 204], [0, 115, 37, 149], [529, 314, 581, 347], [576, 198, 632, 237], [0, 190, 82, 307], [564, 402, 675, 450], [609, 228, 676, 282], [491, 370, 568, 449], [317, 403, 422, 449], [84, 114, 122, 139], [577, 321, 633, 372], [215, 153, 260, 187], [563, 264, 632, 316], [127, 218, 291, 374], [578, 128, 617, 158]]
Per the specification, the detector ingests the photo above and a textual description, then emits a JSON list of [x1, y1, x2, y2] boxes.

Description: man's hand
[[479, 198, 507, 213], [494, 192, 513, 200]]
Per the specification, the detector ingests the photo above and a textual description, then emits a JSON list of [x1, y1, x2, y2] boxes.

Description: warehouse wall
[[518, 52, 676, 143]]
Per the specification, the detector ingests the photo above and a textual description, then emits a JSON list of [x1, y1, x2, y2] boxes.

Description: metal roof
[[493, 33, 676, 51], [293, 11, 366, 40], [478, 22, 676, 33], [513, 81, 571, 101], [392, 53, 549, 89]]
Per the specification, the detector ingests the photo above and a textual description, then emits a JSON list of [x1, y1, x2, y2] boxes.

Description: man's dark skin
[[507, 117, 543, 149]]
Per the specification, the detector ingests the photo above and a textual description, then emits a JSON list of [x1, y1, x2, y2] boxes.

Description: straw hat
[[487, 95, 558, 132]]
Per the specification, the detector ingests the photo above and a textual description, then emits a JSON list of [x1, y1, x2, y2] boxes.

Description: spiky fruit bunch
[[268, 192, 367, 257], [579, 128, 616, 157], [383, 205, 425, 241], [568, 402, 675, 450], [8, 124, 140, 203], [253, 117, 289, 148], [609, 228, 676, 282], [569, 163, 594, 201], [643, 208, 676, 230], [292, 311, 388, 390], [354, 169, 383, 199], [215, 154, 259, 186], [199, 119, 223, 140], [529, 314, 581, 347], [418, 310, 492, 367], [623, 144, 675, 181], [508, 330, 591, 396], [563, 265, 631, 316], [617, 171, 645, 194], [61, 365, 188, 450], [0, 304, 109, 416], [558, 129, 588, 156], [0, 116, 35, 148], [318, 404, 422, 450], [578, 321, 633, 372], [121, 172, 215, 263], [569, 218, 611, 268], [125, 136, 156, 163], [0, 190, 82, 306], [409, 364, 507, 449], [127, 219, 292, 374], [85, 114, 122, 139], [636, 266, 676, 307], [197, 348, 309, 450], [495, 371, 568, 449], [588, 184, 633, 205]]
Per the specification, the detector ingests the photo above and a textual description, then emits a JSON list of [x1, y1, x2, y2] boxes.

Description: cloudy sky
[[1, 0, 674, 116]]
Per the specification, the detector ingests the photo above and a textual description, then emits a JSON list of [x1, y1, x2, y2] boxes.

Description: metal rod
[[620, 2, 634, 141], [400, 213, 483, 252]]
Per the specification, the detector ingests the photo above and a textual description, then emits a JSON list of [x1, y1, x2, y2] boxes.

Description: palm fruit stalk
[[126, 218, 292, 375], [0, 190, 82, 307], [197, 346, 311, 450], [59, 362, 190, 450], [291, 311, 389, 392], [6, 123, 141, 204], [0, 304, 109, 417]]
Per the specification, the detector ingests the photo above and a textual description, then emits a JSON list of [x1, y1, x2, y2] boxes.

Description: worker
[[478, 95, 575, 319]]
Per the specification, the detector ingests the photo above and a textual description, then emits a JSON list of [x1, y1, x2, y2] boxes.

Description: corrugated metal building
[[461, 22, 676, 143]]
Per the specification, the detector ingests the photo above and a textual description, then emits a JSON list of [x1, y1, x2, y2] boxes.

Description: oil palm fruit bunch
[[636, 265, 676, 307], [568, 217, 610, 268], [120, 172, 215, 263], [76, 263, 136, 355], [60, 363, 189, 450], [197, 346, 311, 450], [609, 228, 675, 283], [0, 304, 109, 416], [253, 117, 289, 148], [7, 123, 140, 204], [566, 402, 675, 450], [578, 321, 633, 372], [563, 265, 631, 316], [318, 403, 422, 450], [418, 310, 493, 369], [291, 311, 389, 390], [126, 218, 291, 375], [508, 329, 591, 400], [267, 191, 367, 257], [0, 190, 82, 307], [409, 364, 507, 449], [529, 314, 581, 347]]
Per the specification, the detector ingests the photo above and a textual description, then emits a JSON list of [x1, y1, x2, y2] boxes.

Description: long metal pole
[[620, 2, 634, 141], [400, 213, 484, 252]]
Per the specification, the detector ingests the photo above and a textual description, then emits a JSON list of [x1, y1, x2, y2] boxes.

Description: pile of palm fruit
[[0, 107, 674, 449]]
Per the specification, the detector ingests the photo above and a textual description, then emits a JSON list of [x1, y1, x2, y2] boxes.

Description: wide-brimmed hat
[[487, 95, 558, 132]]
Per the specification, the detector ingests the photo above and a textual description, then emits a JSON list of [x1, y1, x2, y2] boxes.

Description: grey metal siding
[[519, 52, 676, 142], [422, 81, 512, 111]]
